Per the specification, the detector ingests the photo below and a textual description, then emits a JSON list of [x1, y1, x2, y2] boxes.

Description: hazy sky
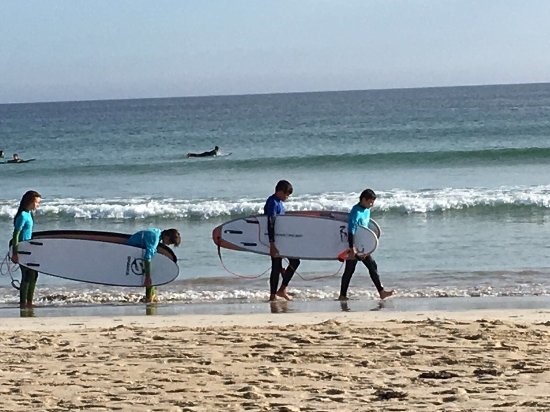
[[1, 0, 550, 103]]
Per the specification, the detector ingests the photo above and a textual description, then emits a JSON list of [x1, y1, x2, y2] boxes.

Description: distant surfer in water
[[127, 228, 181, 303], [11, 190, 42, 308], [264, 180, 300, 301], [186, 146, 220, 158], [7, 153, 23, 163], [339, 189, 394, 301], [0, 149, 4, 158]]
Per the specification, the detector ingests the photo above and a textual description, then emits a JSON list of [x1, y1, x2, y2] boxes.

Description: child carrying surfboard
[[265, 180, 300, 301], [127, 228, 181, 303], [339, 189, 394, 301], [11, 190, 42, 308]]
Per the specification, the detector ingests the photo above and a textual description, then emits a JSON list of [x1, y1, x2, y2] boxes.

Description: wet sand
[[1, 309, 549, 411]]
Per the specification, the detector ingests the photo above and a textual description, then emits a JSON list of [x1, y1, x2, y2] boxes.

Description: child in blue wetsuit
[[127, 228, 181, 303], [264, 180, 300, 301], [11, 190, 42, 308], [339, 189, 394, 301]]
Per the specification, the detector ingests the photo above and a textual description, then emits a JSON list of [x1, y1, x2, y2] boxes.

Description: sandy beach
[[1, 309, 549, 411]]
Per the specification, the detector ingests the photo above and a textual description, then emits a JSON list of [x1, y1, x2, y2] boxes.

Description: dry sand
[[0, 308, 549, 411]]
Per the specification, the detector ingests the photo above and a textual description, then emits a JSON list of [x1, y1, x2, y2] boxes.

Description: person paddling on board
[[186, 146, 220, 158], [265, 180, 300, 301], [127, 228, 181, 303], [11, 190, 42, 308], [339, 189, 394, 301], [8, 153, 23, 163]]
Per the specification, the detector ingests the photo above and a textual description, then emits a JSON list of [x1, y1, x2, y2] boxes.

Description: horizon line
[[2, 80, 549, 106]]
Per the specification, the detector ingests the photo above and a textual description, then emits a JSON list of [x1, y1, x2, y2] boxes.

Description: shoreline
[[0, 294, 549, 319], [1, 307, 549, 332]]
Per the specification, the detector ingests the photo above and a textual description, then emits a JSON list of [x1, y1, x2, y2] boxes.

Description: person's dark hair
[[14, 190, 41, 224], [214, 146, 219, 150], [162, 228, 181, 247], [275, 180, 293, 195], [359, 188, 376, 201]]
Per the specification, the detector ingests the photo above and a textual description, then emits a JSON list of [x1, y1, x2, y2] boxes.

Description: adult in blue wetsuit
[[264, 180, 300, 301], [11, 190, 42, 308], [339, 189, 394, 300], [127, 228, 181, 303]]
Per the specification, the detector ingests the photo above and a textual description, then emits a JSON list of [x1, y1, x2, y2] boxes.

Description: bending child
[[127, 228, 181, 303]]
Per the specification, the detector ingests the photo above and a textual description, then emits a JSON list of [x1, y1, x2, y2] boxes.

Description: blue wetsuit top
[[347, 203, 370, 248], [264, 194, 285, 242], [14, 211, 34, 242], [127, 228, 161, 261]]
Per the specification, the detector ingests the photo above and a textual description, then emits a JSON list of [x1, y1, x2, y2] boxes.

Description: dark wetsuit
[[13, 211, 38, 306], [187, 148, 218, 157], [264, 194, 300, 295], [340, 203, 384, 298]]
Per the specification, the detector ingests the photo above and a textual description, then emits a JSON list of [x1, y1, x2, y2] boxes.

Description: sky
[[1, 0, 550, 103]]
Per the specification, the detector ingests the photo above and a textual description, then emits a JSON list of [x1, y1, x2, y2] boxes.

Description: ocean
[[1, 83, 550, 316]]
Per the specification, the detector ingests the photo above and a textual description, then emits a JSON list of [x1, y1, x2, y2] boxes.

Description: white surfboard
[[212, 214, 377, 260], [16, 238, 179, 287], [28, 230, 178, 262], [286, 210, 381, 238]]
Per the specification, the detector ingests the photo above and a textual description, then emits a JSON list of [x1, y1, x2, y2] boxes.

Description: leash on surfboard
[[286, 258, 345, 281], [215, 238, 344, 281], [216, 242, 271, 279], [0, 251, 21, 290]]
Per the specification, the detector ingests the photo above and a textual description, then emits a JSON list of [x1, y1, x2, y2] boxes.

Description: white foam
[[0, 284, 547, 306], [1, 185, 550, 221]]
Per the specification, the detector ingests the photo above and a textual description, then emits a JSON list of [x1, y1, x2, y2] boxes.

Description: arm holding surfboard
[[339, 189, 394, 301]]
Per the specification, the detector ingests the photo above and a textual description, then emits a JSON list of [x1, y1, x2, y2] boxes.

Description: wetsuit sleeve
[[143, 231, 160, 261], [12, 214, 25, 253], [267, 215, 276, 242], [12, 230, 21, 254], [264, 197, 277, 243], [347, 207, 360, 248]]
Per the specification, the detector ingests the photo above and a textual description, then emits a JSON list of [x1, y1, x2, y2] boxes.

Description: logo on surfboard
[[126, 257, 145, 276], [339, 225, 347, 242]]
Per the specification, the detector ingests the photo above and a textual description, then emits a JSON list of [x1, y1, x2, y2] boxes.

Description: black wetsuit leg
[[361, 255, 383, 293], [19, 266, 34, 307], [281, 259, 300, 288], [270, 257, 283, 295], [340, 259, 358, 297]]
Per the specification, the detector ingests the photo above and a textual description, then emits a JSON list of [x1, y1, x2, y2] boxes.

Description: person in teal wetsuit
[[127, 228, 181, 303], [11, 190, 42, 308], [339, 189, 394, 301]]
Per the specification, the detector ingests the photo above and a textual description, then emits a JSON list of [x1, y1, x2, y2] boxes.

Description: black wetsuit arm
[[12, 229, 21, 254], [267, 215, 276, 243], [348, 232, 354, 249]]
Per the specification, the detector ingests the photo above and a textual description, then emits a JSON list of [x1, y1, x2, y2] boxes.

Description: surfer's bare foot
[[275, 288, 292, 301], [379, 289, 395, 300], [269, 294, 277, 301]]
